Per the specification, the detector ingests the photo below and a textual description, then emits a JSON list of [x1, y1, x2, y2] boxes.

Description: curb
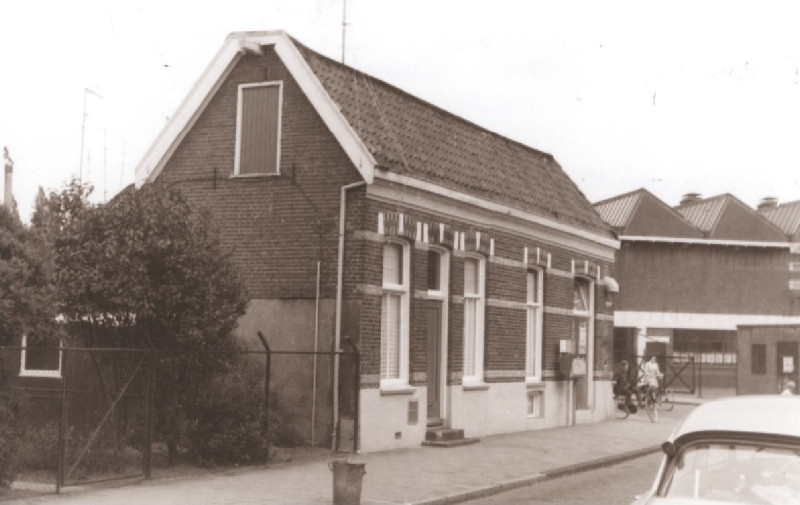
[[410, 445, 662, 505]]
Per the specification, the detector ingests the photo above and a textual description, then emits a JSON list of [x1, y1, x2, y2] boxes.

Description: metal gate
[[59, 348, 152, 490], [635, 355, 696, 394]]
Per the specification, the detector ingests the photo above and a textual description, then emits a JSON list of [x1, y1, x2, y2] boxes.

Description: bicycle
[[654, 383, 675, 412], [613, 385, 658, 422]]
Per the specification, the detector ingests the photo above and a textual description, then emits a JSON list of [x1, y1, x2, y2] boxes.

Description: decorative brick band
[[490, 255, 525, 268], [547, 267, 574, 279], [487, 298, 527, 310], [484, 369, 525, 379], [356, 284, 383, 296], [378, 212, 417, 241], [544, 306, 575, 317], [524, 246, 552, 269]]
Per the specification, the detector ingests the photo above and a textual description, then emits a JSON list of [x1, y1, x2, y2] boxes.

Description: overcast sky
[[2, 0, 799, 222]]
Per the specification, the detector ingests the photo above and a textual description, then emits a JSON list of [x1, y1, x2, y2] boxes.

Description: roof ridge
[[593, 187, 647, 207]]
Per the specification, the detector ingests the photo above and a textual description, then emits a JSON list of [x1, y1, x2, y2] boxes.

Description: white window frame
[[20, 334, 63, 378], [462, 255, 486, 386], [525, 269, 544, 383], [380, 240, 410, 389], [233, 81, 283, 177]]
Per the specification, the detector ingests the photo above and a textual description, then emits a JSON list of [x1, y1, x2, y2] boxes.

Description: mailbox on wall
[[559, 353, 587, 379]]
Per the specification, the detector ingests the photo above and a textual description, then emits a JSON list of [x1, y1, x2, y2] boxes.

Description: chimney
[[680, 192, 701, 205], [757, 196, 778, 211], [3, 147, 13, 211]]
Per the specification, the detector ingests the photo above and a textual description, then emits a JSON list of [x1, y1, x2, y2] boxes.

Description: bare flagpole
[[341, 0, 347, 64], [79, 88, 103, 184]]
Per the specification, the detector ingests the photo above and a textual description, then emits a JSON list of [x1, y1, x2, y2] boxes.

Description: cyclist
[[613, 360, 634, 409], [640, 355, 664, 402]]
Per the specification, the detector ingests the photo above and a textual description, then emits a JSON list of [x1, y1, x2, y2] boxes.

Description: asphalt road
[[459, 451, 663, 505]]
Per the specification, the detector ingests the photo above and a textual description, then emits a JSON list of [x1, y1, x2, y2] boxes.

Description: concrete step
[[422, 427, 480, 448]]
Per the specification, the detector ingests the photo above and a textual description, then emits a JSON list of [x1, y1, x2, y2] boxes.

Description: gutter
[[332, 180, 367, 451], [620, 235, 791, 248]]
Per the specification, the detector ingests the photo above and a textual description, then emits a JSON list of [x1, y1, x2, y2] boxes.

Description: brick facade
[[141, 32, 619, 451]]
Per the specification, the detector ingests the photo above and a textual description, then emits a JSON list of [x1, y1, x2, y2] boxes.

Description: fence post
[[144, 349, 155, 479], [257, 332, 271, 464], [697, 358, 703, 399], [57, 347, 68, 493], [354, 347, 360, 453]]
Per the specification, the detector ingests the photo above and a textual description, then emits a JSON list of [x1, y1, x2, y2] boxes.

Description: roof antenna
[[341, 0, 348, 64]]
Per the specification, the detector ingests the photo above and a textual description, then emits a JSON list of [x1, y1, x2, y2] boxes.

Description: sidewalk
[[11, 405, 693, 505]]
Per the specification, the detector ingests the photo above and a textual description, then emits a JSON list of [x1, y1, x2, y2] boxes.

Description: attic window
[[234, 81, 282, 176]]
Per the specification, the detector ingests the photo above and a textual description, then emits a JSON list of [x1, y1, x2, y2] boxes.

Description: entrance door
[[426, 305, 442, 424], [573, 318, 589, 409], [777, 341, 799, 391]]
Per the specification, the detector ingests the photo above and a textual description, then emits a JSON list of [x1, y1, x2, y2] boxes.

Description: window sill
[[379, 386, 416, 396], [19, 370, 62, 379], [525, 381, 546, 390], [462, 382, 489, 391]]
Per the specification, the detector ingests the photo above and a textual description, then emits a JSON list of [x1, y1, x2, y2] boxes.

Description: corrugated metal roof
[[593, 191, 642, 230], [293, 40, 613, 238], [759, 200, 800, 239], [675, 195, 728, 234]]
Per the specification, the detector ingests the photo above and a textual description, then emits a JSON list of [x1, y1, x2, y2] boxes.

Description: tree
[[1, 204, 64, 486], [34, 181, 249, 464], [1, 203, 63, 348]]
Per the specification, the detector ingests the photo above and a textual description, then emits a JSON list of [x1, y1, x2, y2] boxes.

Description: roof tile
[[293, 40, 612, 237]]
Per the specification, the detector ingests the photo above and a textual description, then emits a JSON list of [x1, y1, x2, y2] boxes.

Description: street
[[459, 451, 663, 505]]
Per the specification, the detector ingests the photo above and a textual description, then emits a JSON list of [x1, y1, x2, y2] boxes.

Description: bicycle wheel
[[613, 395, 630, 419], [645, 394, 658, 422], [659, 388, 675, 411]]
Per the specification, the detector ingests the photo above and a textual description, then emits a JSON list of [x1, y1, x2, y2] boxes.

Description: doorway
[[426, 305, 442, 425]]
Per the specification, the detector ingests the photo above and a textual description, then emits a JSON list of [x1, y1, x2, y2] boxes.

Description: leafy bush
[[184, 362, 269, 466]]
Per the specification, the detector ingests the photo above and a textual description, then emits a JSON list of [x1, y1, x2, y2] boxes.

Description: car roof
[[669, 396, 800, 441]]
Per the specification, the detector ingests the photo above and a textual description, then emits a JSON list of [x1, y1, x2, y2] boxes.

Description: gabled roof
[[675, 194, 728, 234], [675, 193, 787, 242], [593, 188, 702, 238], [759, 200, 800, 241], [592, 189, 644, 231], [134, 30, 614, 242]]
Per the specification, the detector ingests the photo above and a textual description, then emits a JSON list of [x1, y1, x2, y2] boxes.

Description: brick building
[[594, 189, 800, 392], [134, 31, 619, 452]]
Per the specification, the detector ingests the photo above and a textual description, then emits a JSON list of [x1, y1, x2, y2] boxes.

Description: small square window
[[527, 390, 544, 418], [20, 335, 62, 378]]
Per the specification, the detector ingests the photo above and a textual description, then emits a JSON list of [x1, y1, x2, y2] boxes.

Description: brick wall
[[617, 242, 794, 315], [351, 200, 614, 388], [156, 48, 362, 301]]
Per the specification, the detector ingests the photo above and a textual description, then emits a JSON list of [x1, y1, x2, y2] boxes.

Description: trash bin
[[329, 460, 366, 505]]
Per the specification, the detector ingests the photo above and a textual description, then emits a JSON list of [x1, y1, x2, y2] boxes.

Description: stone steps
[[422, 427, 480, 448]]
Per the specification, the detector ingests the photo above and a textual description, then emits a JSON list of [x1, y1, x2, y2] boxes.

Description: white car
[[634, 395, 800, 505]]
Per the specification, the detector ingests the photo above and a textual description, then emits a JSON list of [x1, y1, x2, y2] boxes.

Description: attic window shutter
[[236, 82, 282, 175]]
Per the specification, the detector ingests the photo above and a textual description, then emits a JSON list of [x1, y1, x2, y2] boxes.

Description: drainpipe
[[332, 181, 366, 451]]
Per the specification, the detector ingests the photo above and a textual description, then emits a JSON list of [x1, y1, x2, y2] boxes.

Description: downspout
[[333, 180, 367, 451]]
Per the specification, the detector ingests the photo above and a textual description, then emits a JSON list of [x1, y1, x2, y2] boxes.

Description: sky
[[2, 0, 799, 223]]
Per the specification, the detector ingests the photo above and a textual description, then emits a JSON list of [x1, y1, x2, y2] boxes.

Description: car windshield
[[660, 442, 800, 504]]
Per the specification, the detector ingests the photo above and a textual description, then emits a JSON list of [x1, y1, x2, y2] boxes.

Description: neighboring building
[[594, 189, 800, 391], [134, 31, 619, 452], [758, 198, 800, 242]]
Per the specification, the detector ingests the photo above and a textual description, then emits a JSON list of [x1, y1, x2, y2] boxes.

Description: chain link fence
[[1, 342, 359, 499]]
